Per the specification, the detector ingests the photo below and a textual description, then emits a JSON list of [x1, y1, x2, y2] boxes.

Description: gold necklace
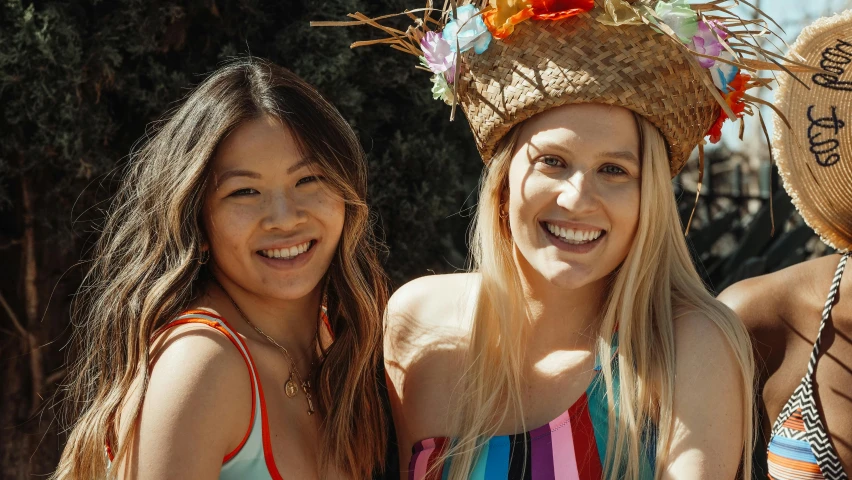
[[216, 281, 317, 415]]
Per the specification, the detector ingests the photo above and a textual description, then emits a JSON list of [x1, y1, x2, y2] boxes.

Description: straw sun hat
[[314, 1, 810, 180], [775, 10, 852, 252]]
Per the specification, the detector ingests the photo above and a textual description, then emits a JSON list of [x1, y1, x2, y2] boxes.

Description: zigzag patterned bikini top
[[766, 253, 850, 480]]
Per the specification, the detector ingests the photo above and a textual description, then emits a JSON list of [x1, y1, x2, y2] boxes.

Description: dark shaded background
[[0, 1, 826, 477]]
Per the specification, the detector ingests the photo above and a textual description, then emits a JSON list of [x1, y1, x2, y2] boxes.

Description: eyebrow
[[598, 151, 640, 164], [286, 157, 317, 175], [216, 157, 318, 185], [531, 142, 640, 165], [216, 169, 261, 184]]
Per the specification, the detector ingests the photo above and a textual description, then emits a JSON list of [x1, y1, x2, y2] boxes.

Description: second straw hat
[[775, 9, 852, 252]]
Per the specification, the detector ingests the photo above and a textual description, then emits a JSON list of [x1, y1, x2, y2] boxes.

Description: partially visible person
[[53, 58, 388, 479], [317, 1, 804, 478], [720, 10, 852, 479]]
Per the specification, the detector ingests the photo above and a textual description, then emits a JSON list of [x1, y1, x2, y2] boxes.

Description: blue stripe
[[470, 439, 491, 480], [768, 436, 818, 464], [485, 436, 510, 478]]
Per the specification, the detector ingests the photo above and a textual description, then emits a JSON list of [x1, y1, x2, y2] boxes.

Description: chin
[[538, 260, 611, 290]]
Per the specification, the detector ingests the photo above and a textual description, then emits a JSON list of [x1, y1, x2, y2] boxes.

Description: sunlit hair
[[54, 58, 388, 479], [439, 113, 754, 479]]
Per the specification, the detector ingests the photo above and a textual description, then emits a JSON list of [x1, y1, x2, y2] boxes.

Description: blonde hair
[[441, 114, 754, 479], [54, 58, 387, 479]]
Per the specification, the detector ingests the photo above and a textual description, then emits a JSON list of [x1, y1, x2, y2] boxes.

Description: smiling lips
[[545, 223, 604, 245], [258, 240, 314, 260]]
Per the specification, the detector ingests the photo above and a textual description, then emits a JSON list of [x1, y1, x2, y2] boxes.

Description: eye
[[296, 175, 321, 186], [229, 188, 259, 196], [537, 156, 563, 168], [600, 164, 628, 176]]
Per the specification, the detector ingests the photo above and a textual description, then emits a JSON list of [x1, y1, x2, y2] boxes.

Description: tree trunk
[[21, 176, 44, 415]]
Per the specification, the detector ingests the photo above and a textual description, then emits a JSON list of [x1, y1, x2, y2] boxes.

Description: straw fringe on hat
[[313, 0, 815, 187], [457, 11, 717, 173], [774, 9, 852, 252]]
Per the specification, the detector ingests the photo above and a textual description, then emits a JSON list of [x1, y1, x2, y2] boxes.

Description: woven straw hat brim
[[774, 9, 852, 252], [458, 11, 719, 177]]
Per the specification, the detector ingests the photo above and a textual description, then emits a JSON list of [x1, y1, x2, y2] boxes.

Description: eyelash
[[229, 188, 258, 196], [538, 156, 563, 167], [600, 165, 628, 176], [296, 175, 321, 186], [538, 157, 628, 176]]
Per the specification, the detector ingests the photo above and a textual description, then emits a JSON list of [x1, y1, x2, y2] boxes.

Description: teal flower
[[442, 5, 492, 54]]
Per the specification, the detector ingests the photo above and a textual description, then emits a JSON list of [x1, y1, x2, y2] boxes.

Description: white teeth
[[260, 241, 312, 259], [545, 223, 604, 245]]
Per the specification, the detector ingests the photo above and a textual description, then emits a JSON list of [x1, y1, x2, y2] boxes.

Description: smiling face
[[202, 115, 345, 302], [506, 103, 642, 291]]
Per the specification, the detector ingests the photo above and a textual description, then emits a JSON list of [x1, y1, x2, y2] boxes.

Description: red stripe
[[425, 437, 448, 480], [105, 313, 258, 465], [568, 393, 603, 480], [208, 313, 285, 480], [153, 317, 258, 464]]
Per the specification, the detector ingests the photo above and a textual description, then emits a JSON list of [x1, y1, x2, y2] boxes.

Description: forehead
[[212, 115, 306, 173], [517, 103, 639, 153]]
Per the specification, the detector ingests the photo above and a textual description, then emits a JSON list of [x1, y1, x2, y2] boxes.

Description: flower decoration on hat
[[444, 5, 493, 53], [313, 0, 816, 161], [484, 0, 595, 39]]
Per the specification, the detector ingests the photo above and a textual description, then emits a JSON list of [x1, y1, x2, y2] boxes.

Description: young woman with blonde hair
[[318, 1, 804, 478], [54, 58, 387, 479]]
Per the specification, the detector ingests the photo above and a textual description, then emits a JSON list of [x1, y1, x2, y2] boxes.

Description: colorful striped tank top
[[408, 342, 656, 480], [767, 253, 849, 480]]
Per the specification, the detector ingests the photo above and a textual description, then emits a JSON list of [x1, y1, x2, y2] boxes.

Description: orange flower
[[484, 0, 594, 39], [483, 0, 534, 40], [708, 72, 751, 143]]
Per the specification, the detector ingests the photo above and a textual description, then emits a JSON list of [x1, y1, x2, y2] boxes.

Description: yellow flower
[[596, 0, 643, 26]]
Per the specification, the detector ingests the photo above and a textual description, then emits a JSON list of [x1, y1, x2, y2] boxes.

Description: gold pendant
[[303, 381, 315, 415], [285, 373, 298, 398]]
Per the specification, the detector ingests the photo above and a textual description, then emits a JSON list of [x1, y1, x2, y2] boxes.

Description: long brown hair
[[55, 57, 388, 479]]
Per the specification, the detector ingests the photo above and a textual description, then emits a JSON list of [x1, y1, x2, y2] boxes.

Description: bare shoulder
[[117, 323, 251, 478], [671, 309, 744, 384], [385, 272, 480, 360], [719, 255, 843, 334], [387, 272, 480, 329], [384, 273, 479, 467], [662, 309, 748, 478]]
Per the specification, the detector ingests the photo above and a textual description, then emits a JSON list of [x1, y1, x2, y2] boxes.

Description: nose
[[555, 170, 599, 214], [261, 191, 307, 232]]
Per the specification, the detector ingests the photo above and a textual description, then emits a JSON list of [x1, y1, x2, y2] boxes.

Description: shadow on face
[[507, 103, 642, 291]]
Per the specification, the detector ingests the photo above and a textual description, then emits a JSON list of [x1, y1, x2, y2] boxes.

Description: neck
[[203, 265, 323, 366], [515, 253, 608, 355]]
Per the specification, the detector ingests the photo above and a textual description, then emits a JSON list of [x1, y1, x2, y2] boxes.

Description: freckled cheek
[[599, 185, 640, 233], [304, 190, 346, 231], [206, 204, 263, 255]]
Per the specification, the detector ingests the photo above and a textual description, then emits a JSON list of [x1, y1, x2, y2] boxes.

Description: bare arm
[[115, 326, 251, 479], [662, 312, 749, 479], [383, 273, 478, 480]]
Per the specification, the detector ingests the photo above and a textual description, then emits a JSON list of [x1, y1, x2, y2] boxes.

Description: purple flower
[[420, 31, 457, 81], [691, 20, 727, 68]]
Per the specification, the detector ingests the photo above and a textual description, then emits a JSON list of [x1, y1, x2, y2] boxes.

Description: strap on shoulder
[[804, 253, 850, 383]]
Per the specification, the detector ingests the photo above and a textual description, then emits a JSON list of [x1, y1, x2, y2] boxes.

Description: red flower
[[484, 0, 594, 39], [708, 72, 750, 144], [530, 0, 595, 20]]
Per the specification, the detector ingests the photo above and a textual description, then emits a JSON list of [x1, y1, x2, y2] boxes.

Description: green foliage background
[[0, 0, 481, 476], [0, 0, 823, 477]]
